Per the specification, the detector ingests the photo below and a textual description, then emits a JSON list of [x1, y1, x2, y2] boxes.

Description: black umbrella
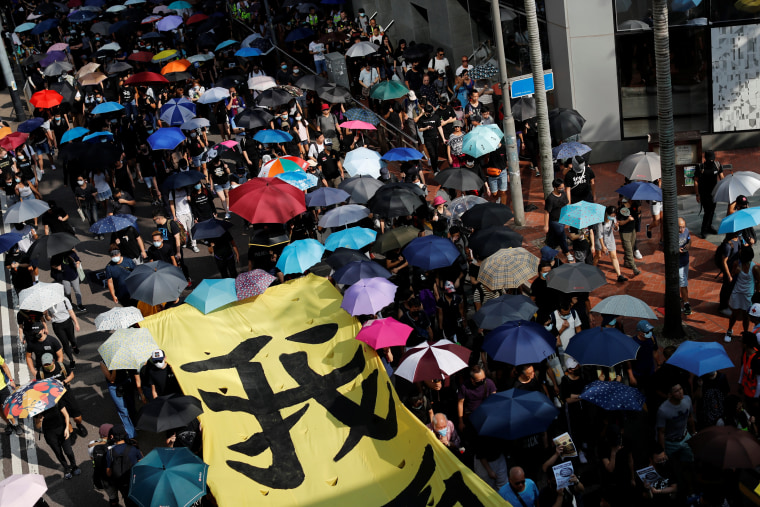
[[90, 21, 112, 35], [165, 71, 194, 82], [78, 143, 123, 171], [255, 88, 293, 108], [469, 226, 523, 258], [545, 263, 606, 293], [511, 96, 536, 122], [28, 233, 80, 264], [325, 248, 367, 269], [58, 142, 87, 162], [371, 225, 420, 253], [125, 261, 187, 305], [22, 54, 46, 66], [338, 176, 385, 204], [216, 74, 245, 89], [548, 108, 586, 142], [140, 32, 164, 40], [473, 294, 538, 330], [161, 170, 204, 192], [35, 3, 58, 15], [317, 83, 351, 104], [333, 260, 392, 285], [433, 168, 484, 191], [295, 74, 327, 91], [376, 181, 426, 197], [248, 228, 289, 247], [191, 218, 233, 240], [43, 61, 73, 77], [461, 202, 514, 229], [106, 62, 133, 74], [136, 394, 203, 433], [367, 188, 424, 218], [403, 43, 434, 61], [49, 81, 76, 103], [234, 108, 273, 129]]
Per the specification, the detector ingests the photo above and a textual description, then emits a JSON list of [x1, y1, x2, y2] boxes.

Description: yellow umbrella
[[152, 49, 178, 63], [160, 58, 191, 75], [735, 0, 760, 12], [78, 71, 107, 86], [0, 126, 11, 140], [76, 62, 100, 79]]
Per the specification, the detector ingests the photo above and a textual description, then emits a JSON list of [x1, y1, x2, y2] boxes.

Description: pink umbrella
[[48, 43, 69, 53], [339, 120, 376, 130], [356, 317, 413, 350], [235, 270, 276, 300], [219, 139, 238, 148], [394, 339, 471, 382]]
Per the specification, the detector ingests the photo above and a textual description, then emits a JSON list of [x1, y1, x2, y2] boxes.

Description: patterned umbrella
[[580, 380, 645, 411], [235, 270, 276, 300], [341, 277, 397, 316], [94, 306, 144, 331], [468, 63, 498, 80], [324, 227, 377, 251], [276, 239, 326, 275], [257, 156, 308, 177], [344, 108, 380, 126], [4, 379, 66, 420], [185, 278, 237, 314], [558, 201, 606, 229], [449, 195, 488, 221], [275, 171, 318, 190], [89, 214, 138, 234], [394, 339, 471, 382], [18, 282, 66, 312], [552, 142, 592, 160], [590, 295, 657, 319], [356, 317, 413, 350], [479, 247, 539, 290], [159, 98, 196, 126], [98, 328, 159, 370]]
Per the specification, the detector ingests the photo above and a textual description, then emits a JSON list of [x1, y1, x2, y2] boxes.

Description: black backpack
[[91, 443, 109, 489], [109, 444, 135, 484]]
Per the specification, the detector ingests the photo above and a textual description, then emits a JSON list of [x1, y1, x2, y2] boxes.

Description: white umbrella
[[99, 42, 121, 52], [712, 172, 760, 203], [343, 147, 383, 178], [197, 87, 230, 104], [394, 339, 470, 383], [318, 204, 370, 228], [18, 282, 65, 312], [98, 328, 159, 371], [186, 53, 215, 64], [94, 306, 144, 331], [619, 19, 650, 30], [241, 33, 262, 48], [180, 118, 210, 130], [345, 41, 379, 58], [248, 75, 277, 91], [590, 295, 657, 319], [0, 474, 48, 507], [4, 199, 50, 223], [616, 151, 661, 182], [106, 4, 126, 11]]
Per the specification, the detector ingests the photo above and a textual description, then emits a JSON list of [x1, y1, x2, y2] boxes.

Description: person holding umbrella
[[37, 353, 87, 437], [694, 150, 724, 238]]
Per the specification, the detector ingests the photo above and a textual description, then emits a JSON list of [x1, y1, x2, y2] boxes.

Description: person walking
[[694, 150, 724, 238], [45, 297, 82, 370], [37, 353, 87, 437], [544, 179, 573, 263], [105, 425, 143, 506], [35, 402, 82, 479], [0, 353, 21, 435], [593, 206, 627, 283], [678, 218, 692, 315], [50, 250, 86, 313], [100, 362, 138, 439], [725, 247, 760, 343], [105, 247, 137, 305], [717, 233, 742, 316], [617, 199, 640, 277]]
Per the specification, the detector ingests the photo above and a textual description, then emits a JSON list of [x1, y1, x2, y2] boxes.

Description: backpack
[[91, 443, 109, 489], [109, 444, 135, 485], [171, 219, 188, 245], [714, 240, 729, 271]]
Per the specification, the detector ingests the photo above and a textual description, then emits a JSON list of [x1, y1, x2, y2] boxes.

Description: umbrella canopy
[[324, 227, 377, 251], [341, 277, 397, 315], [168, 0, 192, 9], [372, 225, 420, 253], [483, 320, 556, 365], [469, 63, 498, 80], [511, 96, 536, 122], [128, 447, 208, 507], [234, 108, 273, 129], [449, 195, 488, 221], [276, 239, 325, 275], [180, 118, 211, 131], [4, 199, 50, 223], [91, 101, 125, 115], [382, 147, 425, 161], [552, 141, 592, 160], [470, 389, 558, 440], [147, 127, 186, 150], [78, 71, 107, 87], [666, 341, 734, 377], [479, 247, 539, 290], [252, 128, 292, 144], [98, 328, 159, 370], [255, 88, 294, 108], [590, 295, 657, 319], [367, 187, 423, 218], [235, 269, 276, 299], [473, 294, 538, 330], [137, 394, 203, 432], [565, 327, 640, 367], [94, 306, 144, 331], [344, 108, 381, 125], [546, 263, 607, 293], [333, 260, 391, 285], [190, 218, 232, 241], [394, 339, 470, 382], [0, 132, 28, 151], [128, 51, 155, 63], [159, 97, 196, 125], [461, 202, 514, 230], [229, 178, 306, 224], [0, 232, 22, 254], [462, 124, 503, 158], [689, 426, 760, 469], [615, 181, 662, 201], [15, 22, 37, 33], [185, 278, 237, 314], [402, 235, 461, 271], [106, 61, 133, 74], [60, 127, 90, 144], [215, 39, 238, 51], [248, 75, 277, 91], [318, 82, 352, 103], [28, 232, 80, 262], [0, 475, 47, 507], [18, 117, 45, 133], [18, 282, 65, 312], [339, 175, 384, 203], [579, 380, 645, 411], [318, 204, 370, 228], [275, 171, 318, 190], [4, 379, 65, 420], [295, 74, 327, 91], [258, 155, 308, 177], [339, 120, 376, 131], [30, 90, 64, 108], [434, 168, 484, 191], [370, 80, 410, 100], [616, 151, 662, 181], [356, 317, 413, 350], [125, 71, 169, 85], [305, 187, 350, 207], [235, 47, 262, 57], [125, 261, 187, 305], [344, 147, 384, 178], [325, 248, 367, 269], [558, 201, 606, 229], [161, 170, 204, 192], [712, 172, 760, 203], [156, 14, 183, 31], [346, 41, 380, 58], [549, 108, 586, 141], [469, 226, 523, 258], [718, 207, 760, 234]]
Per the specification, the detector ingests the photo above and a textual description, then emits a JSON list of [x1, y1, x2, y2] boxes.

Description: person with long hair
[[592, 205, 627, 283]]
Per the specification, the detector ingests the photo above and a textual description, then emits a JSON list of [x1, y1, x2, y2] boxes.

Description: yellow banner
[[141, 274, 507, 506]]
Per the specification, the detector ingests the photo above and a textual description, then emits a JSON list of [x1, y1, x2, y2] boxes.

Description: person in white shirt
[[308, 133, 327, 160], [428, 48, 450, 74], [169, 166, 199, 253], [550, 299, 582, 369], [358, 61, 380, 99], [308, 40, 327, 75], [455, 56, 472, 78]]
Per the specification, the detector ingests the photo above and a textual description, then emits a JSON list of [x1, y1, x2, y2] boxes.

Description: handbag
[[77, 264, 86, 282]]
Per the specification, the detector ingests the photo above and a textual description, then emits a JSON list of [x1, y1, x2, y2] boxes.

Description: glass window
[[615, 0, 708, 30], [712, 1, 760, 24]]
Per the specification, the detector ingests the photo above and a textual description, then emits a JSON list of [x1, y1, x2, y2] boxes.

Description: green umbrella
[[370, 80, 410, 101], [129, 447, 208, 507], [98, 329, 159, 371], [372, 225, 420, 253]]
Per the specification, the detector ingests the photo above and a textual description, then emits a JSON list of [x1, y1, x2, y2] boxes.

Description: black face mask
[[409, 311, 420, 318], [474, 379, 485, 386]]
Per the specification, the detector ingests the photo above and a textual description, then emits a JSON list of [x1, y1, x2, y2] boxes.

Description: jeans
[[62, 278, 82, 306], [52, 318, 77, 364], [664, 432, 694, 462], [315, 59, 327, 74], [546, 221, 569, 254], [81, 200, 98, 226], [107, 383, 136, 439]]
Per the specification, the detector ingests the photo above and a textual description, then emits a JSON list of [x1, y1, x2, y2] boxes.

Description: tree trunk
[[524, 0, 554, 198], [653, 0, 683, 339]]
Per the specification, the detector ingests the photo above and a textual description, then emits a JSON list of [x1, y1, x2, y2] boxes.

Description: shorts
[[678, 263, 688, 287], [214, 182, 230, 193], [487, 170, 508, 192], [191, 154, 204, 168], [34, 141, 51, 155], [651, 200, 662, 216], [300, 140, 309, 146], [144, 177, 154, 189], [0, 385, 10, 407]]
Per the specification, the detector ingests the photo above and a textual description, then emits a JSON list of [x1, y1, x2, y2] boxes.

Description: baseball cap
[[565, 356, 579, 369], [572, 156, 586, 173], [540, 246, 558, 263], [444, 281, 456, 293], [41, 353, 54, 365], [99, 423, 114, 438], [151, 349, 166, 367], [432, 195, 446, 206], [408, 91, 417, 101], [438, 69, 445, 75], [25, 321, 43, 336], [636, 320, 654, 333], [749, 303, 760, 318], [324, 139, 333, 145]]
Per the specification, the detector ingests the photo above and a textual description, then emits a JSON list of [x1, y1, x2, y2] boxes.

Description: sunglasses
[[432, 378, 443, 383], [513, 480, 526, 486]]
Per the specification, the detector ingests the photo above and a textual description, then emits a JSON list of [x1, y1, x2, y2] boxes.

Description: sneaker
[[720, 308, 732, 317], [187, 279, 193, 288], [578, 451, 588, 464], [634, 250, 643, 259], [76, 425, 87, 437], [73, 467, 81, 476], [72, 346, 80, 354], [566, 253, 574, 262], [646, 224, 652, 238], [51, 164, 57, 171], [192, 245, 200, 253], [76, 305, 87, 313], [14, 424, 22, 436], [725, 331, 733, 343], [224, 212, 231, 219], [63, 469, 73, 480], [632, 269, 641, 277], [684, 303, 692, 315], [617, 275, 628, 282]]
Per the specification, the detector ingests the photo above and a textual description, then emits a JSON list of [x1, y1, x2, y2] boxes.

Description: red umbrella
[[67, 0, 81, 6], [689, 426, 760, 469], [127, 51, 155, 63], [0, 132, 29, 151], [186, 13, 208, 25], [395, 339, 471, 382], [229, 177, 306, 224], [30, 90, 63, 109], [125, 72, 169, 85]]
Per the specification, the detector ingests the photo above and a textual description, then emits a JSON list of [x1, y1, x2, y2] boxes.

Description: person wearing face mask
[[592, 205, 626, 283], [457, 365, 497, 437], [550, 298, 582, 368], [105, 247, 136, 305], [135, 144, 161, 204], [15, 149, 36, 188], [426, 413, 461, 452], [36, 353, 87, 437], [50, 112, 71, 148], [74, 176, 99, 234], [225, 87, 246, 134], [627, 320, 659, 391], [530, 261, 556, 315], [146, 231, 178, 266], [276, 62, 291, 85]]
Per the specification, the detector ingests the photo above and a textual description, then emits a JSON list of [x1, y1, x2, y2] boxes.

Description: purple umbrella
[[156, 15, 183, 31], [341, 277, 397, 316], [40, 51, 66, 68]]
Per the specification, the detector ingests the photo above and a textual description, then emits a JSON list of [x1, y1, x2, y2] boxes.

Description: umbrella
[[370, 80, 410, 101], [619, 19, 651, 30], [549, 108, 586, 141], [395, 338, 470, 382], [285, 27, 315, 42], [579, 380, 645, 411], [229, 178, 306, 224], [325, 227, 377, 251], [295, 74, 327, 91], [461, 202, 514, 229], [343, 147, 383, 178], [78, 71, 107, 86], [216, 75, 246, 90], [106, 4, 126, 11], [479, 247, 539, 290], [215, 39, 239, 52], [28, 233, 80, 262], [156, 15, 183, 31], [92, 102, 125, 115], [339, 175, 384, 204], [39, 51, 66, 68], [255, 88, 294, 108], [317, 83, 351, 103], [712, 172, 760, 203], [0, 232, 22, 254], [42, 61, 73, 77], [180, 118, 211, 131], [18, 282, 66, 312], [168, 0, 192, 9], [558, 201, 606, 229], [565, 327, 640, 367], [161, 171, 204, 192], [483, 320, 556, 365], [616, 151, 661, 181], [125, 261, 187, 305], [511, 96, 536, 122], [68, 10, 97, 22], [161, 59, 192, 75], [339, 120, 376, 131], [666, 341, 734, 377], [615, 181, 663, 201], [736, 0, 760, 13], [402, 235, 461, 271], [234, 108, 273, 129], [0, 132, 28, 151], [185, 278, 237, 314], [197, 87, 231, 104], [128, 51, 155, 63], [433, 168, 484, 191], [128, 447, 208, 507], [147, 128, 186, 150], [4, 379, 65, 420], [258, 156, 308, 177], [689, 426, 760, 469], [94, 306, 144, 331], [253, 129, 292, 144], [318, 204, 370, 228], [187, 53, 215, 65], [4, 199, 50, 223], [402, 43, 434, 61], [449, 195, 488, 221], [341, 277, 397, 315], [718, 207, 760, 234], [235, 269, 276, 299], [160, 98, 196, 125], [0, 126, 8, 140], [469, 226, 523, 258], [186, 12, 209, 24], [590, 295, 657, 319], [372, 226, 420, 253], [356, 317, 413, 350], [345, 41, 379, 57], [344, 108, 381, 126], [305, 187, 350, 207], [21, 54, 45, 66], [235, 47, 262, 58], [462, 124, 504, 158], [83, 131, 114, 143], [125, 72, 169, 86], [332, 260, 391, 285], [468, 63, 498, 80], [474, 294, 538, 330], [552, 142, 592, 161], [546, 263, 607, 293], [106, 61, 133, 74], [325, 248, 367, 269], [15, 22, 36, 33], [248, 75, 277, 91], [382, 147, 425, 161], [18, 117, 45, 133], [136, 394, 203, 433], [190, 218, 232, 241], [0, 475, 48, 507], [275, 171, 318, 190], [48, 43, 69, 53], [31, 19, 59, 35], [60, 127, 89, 144], [276, 239, 325, 274], [470, 389, 558, 440], [367, 188, 423, 218]]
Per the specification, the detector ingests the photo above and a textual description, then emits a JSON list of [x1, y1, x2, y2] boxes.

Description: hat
[[408, 91, 417, 101], [99, 423, 114, 438], [572, 156, 586, 173], [453, 120, 463, 128], [620, 197, 629, 203], [324, 139, 333, 146], [438, 69, 445, 75], [109, 248, 120, 256], [636, 320, 654, 333], [749, 303, 760, 318], [25, 321, 43, 335], [321, 103, 330, 110], [307, 159, 318, 167], [619, 207, 630, 217], [358, 7, 365, 13], [151, 349, 166, 367], [540, 246, 558, 262], [444, 281, 456, 293], [432, 195, 446, 206], [565, 356, 579, 369], [41, 353, 54, 365]]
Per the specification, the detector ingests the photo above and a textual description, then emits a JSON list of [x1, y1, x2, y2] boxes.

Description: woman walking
[[592, 206, 627, 283]]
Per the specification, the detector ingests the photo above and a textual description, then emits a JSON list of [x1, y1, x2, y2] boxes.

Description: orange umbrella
[[160, 59, 191, 75], [0, 127, 12, 140]]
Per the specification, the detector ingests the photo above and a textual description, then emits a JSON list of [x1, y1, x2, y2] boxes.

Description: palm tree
[[653, 0, 683, 339], [523, 0, 553, 197]]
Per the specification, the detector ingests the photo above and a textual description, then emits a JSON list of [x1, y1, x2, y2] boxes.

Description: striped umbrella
[[478, 247, 539, 290], [395, 339, 471, 382], [160, 98, 196, 126]]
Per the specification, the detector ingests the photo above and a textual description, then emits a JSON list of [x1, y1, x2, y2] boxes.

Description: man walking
[[656, 383, 695, 463], [45, 297, 81, 370], [694, 150, 724, 238], [544, 179, 574, 263]]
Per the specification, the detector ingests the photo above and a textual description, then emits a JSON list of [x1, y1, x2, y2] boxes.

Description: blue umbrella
[[17, 118, 44, 133], [148, 128, 186, 150], [332, 260, 391, 285], [68, 10, 97, 22], [253, 129, 292, 144], [666, 341, 733, 377], [159, 98, 196, 126], [89, 215, 138, 234], [235, 47, 262, 57], [402, 236, 461, 271], [718, 207, 760, 234], [15, 23, 36, 33], [462, 125, 504, 158], [215, 39, 238, 51], [284, 27, 314, 42], [190, 218, 232, 241], [185, 278, 237, 314], [470, 389, 558, 440], [552, 141, 591, 160], [85, 0, 105, 6], [565, 327, 640, 367], [91, 102, 125, 115], [0, 233, 23, 254], [324, 227, 377, 251], [128, 447, 208, 507], [108, 20, 129, 35], [483, 319, 555, 365], [30, 19, 58, 35], [558, 201, 607, 229], [275, 171, 318, 191], [168, 0, 192, 8], [382, 147, 425, 161], [156, 15, 183, 32], [344, 108, 380, 126], [40, 51, 65, 68], [579, 380, 645, 411], [276, 239, 325, 275], [60, 127, 90, 144], [615, 181, 662, 201], [305, 187, 350, 207], [671, 0, 702, 12], [83, 131, 114, 143]]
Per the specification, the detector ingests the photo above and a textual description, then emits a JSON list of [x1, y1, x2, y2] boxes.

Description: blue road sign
[[510, 71, 554, 98]]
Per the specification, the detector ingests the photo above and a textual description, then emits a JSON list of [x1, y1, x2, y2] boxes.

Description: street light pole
[[0, 19, 26, 122], [490, 0, 524, 226]]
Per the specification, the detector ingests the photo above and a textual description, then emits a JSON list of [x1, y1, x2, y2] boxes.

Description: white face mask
[[77, 180, 85, 186], [111, 256, 121, 263], [153, 241, 162, 247]]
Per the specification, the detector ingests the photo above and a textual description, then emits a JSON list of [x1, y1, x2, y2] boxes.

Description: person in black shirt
[[316, 142, 343, 188], [24, 321, 64, 378], [544, 178, 572, 262], [564, 156, 595, 203], [111, 187, 135, 216], [74, 175, 99, 231], [35, 403, 81, 479], [110, 226, 147, 264], [37, 354, 87, 437], [147, 231, 178, 266], [137, 350, 181, 403], [136, 143, 161, 204], [416, 105, 443, 174], [6, 245, 34, 295], [189, 183, 216, 222], [41, 201, 74, 235], [618, 198, 640, 276], [694, 150, 724, 237], [398, 297, 433, 346], [209, 231, 239, 278], [404, 61, 423, 92]]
